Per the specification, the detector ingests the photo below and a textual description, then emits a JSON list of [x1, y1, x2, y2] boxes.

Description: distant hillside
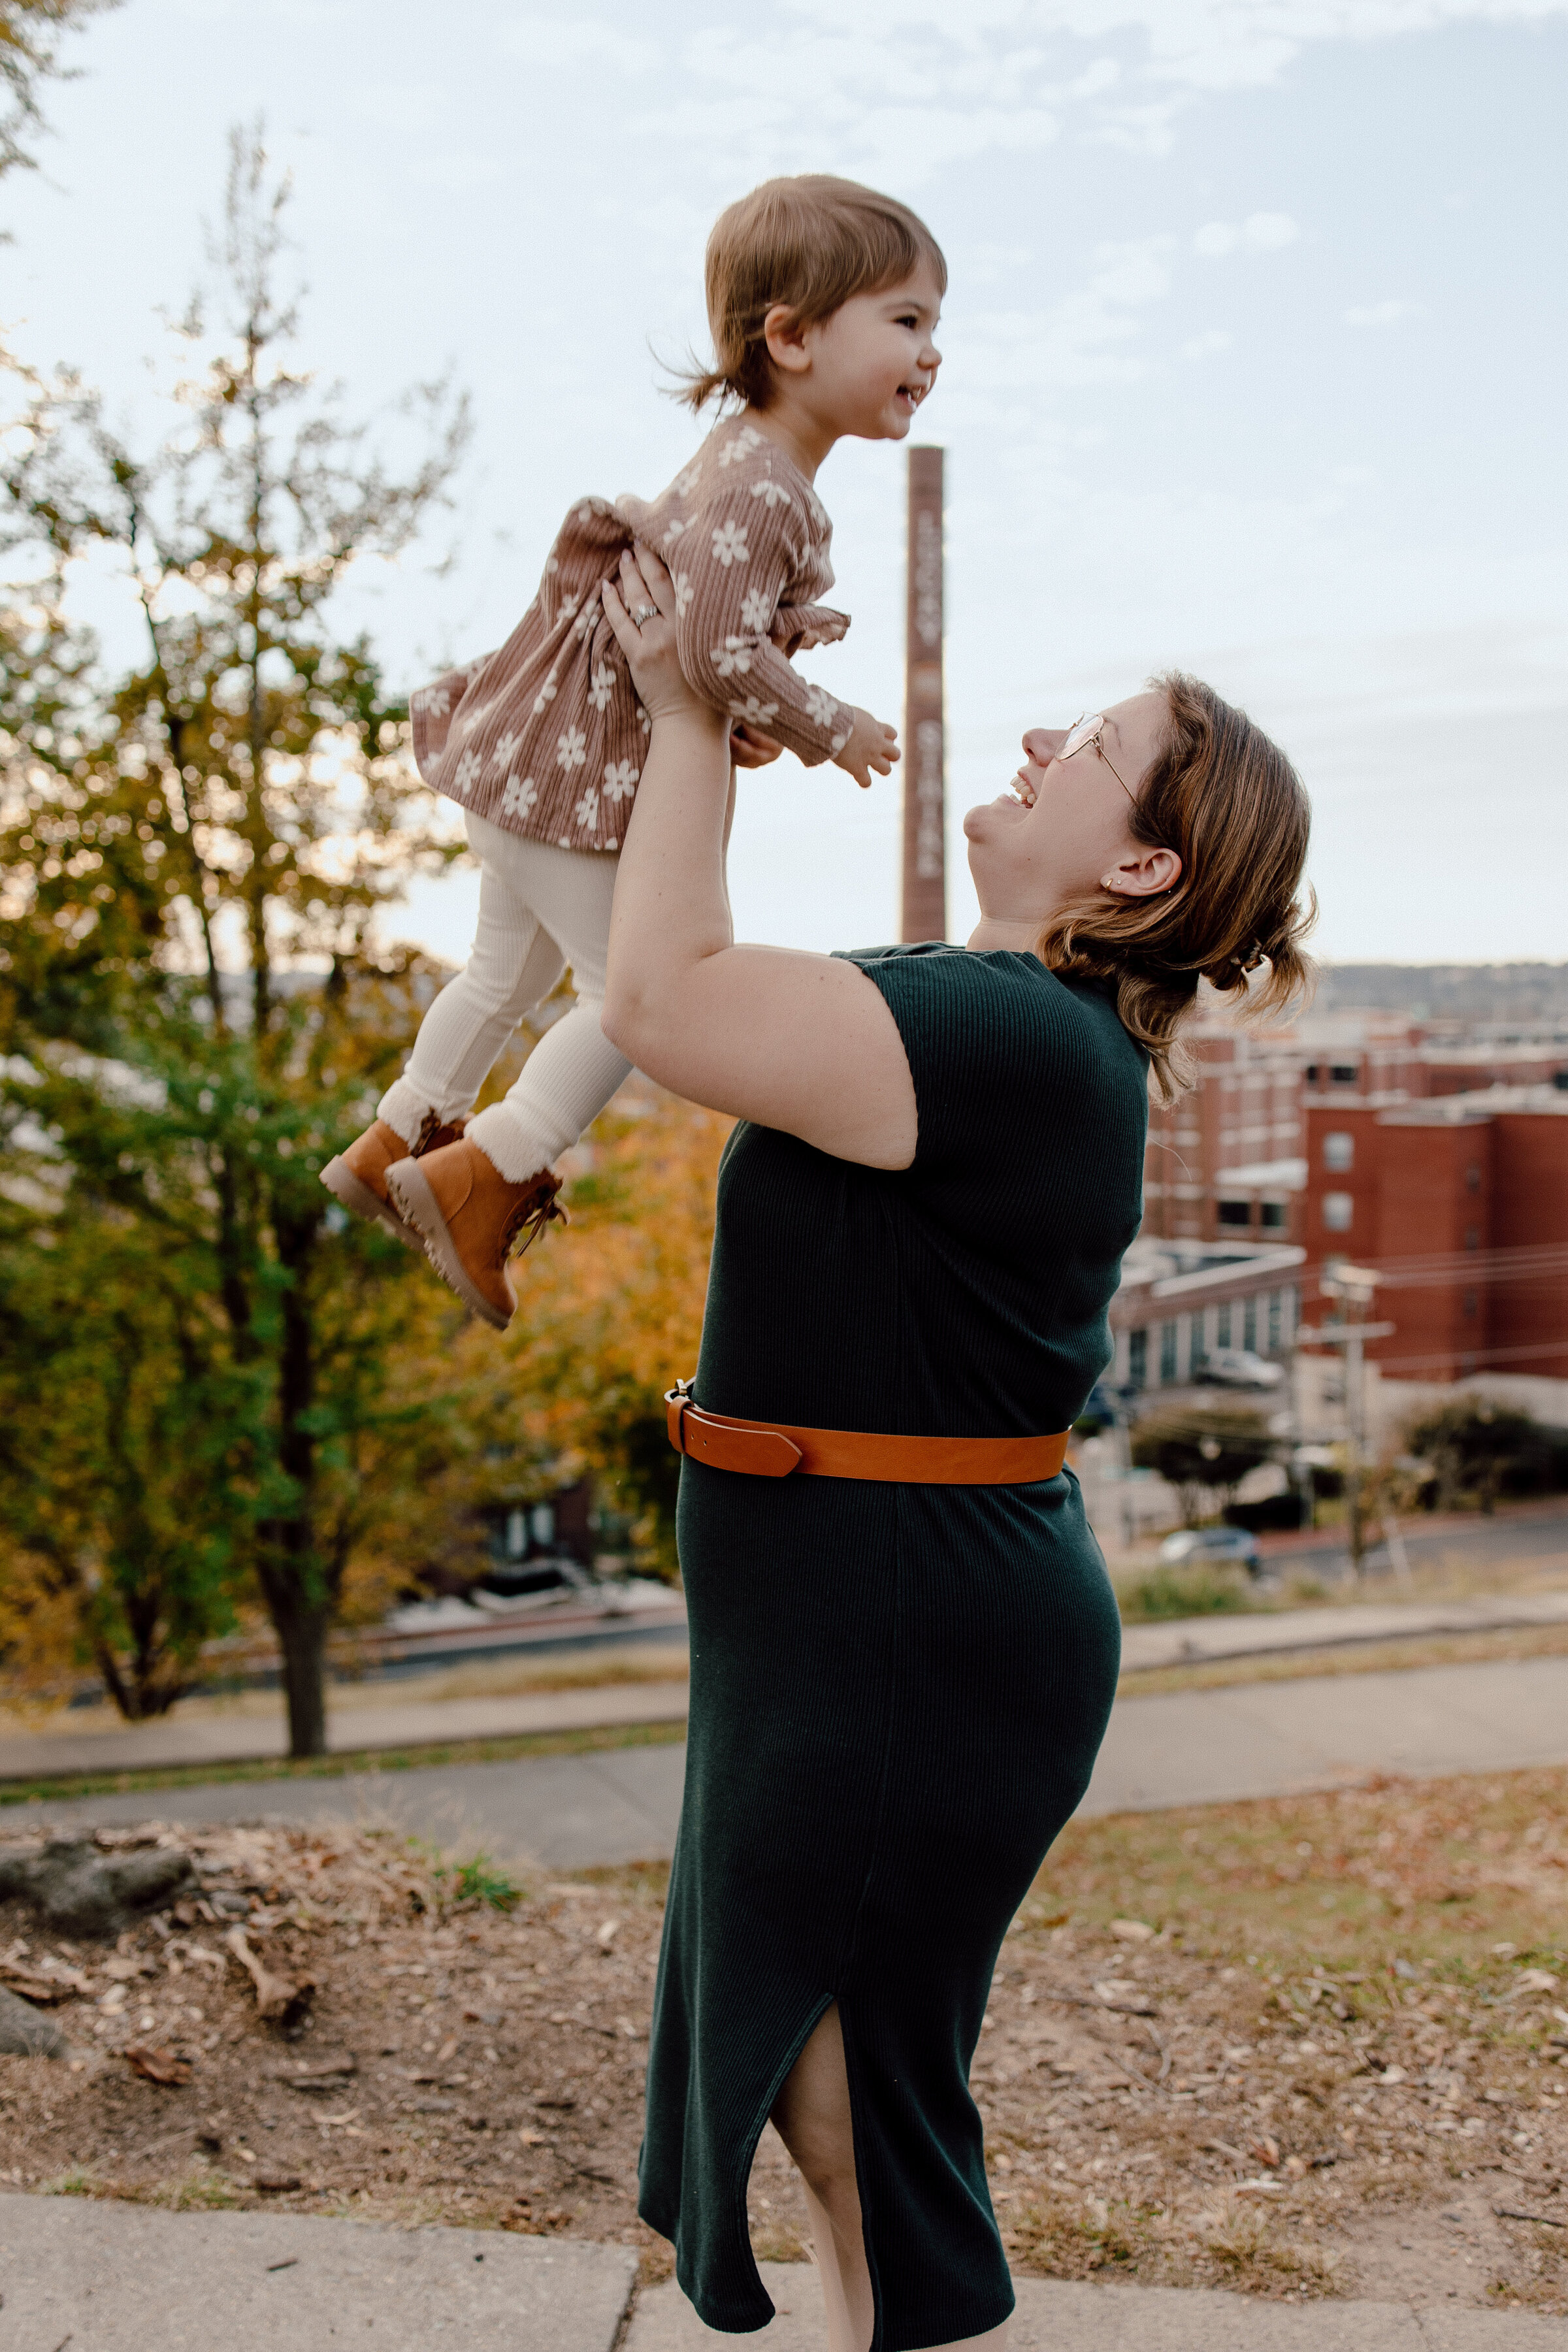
[[1316, 964, 1568, 1024]]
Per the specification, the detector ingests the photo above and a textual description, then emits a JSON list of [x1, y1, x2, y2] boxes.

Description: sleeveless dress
[[636, 945, 1149, 2350]]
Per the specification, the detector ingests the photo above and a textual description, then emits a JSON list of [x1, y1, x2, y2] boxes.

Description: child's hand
[[730, 721, 784, 770], [833, 708, 900, 791]]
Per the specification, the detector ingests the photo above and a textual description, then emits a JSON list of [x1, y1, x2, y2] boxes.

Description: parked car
[[1157, 1526, 1262, 1575], [1193, 1347, 1285, 1390]]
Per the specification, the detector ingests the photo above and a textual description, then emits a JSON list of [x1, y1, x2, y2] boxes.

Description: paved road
[[9, 1590, 1568, 1786], [15, 1654, 1568, 1869], [1255, 1499, 1568, 1584]]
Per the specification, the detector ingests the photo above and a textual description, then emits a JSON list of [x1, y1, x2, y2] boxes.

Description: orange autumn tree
[[501, 1088, 731, 1578]]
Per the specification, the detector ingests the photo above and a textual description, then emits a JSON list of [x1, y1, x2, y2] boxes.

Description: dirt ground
[[1, 1769, 1565, 2317]]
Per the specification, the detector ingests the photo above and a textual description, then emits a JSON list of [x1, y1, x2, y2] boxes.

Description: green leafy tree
[[1405, 1399, 1564, 1516], [1130, 1404, 1277, 1529], [0, 124, 471, 1751]]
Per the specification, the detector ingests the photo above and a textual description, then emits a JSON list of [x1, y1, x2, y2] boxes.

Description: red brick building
[[1301, 1088, 1568, 1380]]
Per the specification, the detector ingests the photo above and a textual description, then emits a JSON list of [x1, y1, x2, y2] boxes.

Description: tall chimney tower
[[900, 445, 946, 943]]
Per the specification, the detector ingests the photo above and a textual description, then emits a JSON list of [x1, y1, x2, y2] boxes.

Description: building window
[[1304, 1063, 1320, 1083], [1261, 1200, 1286, 1230], [1128, 1328, 1147, 1388], [1217, 1198, 1251, 1228], [1267, 1290, 1282, 1352], [1330, 1064, 1358, 1085], [1323, 1132, 1354, 1171], [1159, 1321, 1177, 1382], [1243, 1296, 1258, 1352], [1217, 1302, 1232, 1347], [1322, 1191, 1354, 1232]]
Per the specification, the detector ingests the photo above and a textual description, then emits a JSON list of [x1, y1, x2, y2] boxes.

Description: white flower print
[[830, 727, 850, 755], [717, 425, 762, 469], [711, 520, 749, 568], [740, 587, 773, 632], [500, 774, 537, 823], [750, 474, 792, 512], [416, 683, 449, 721], [638, 703, 651, 738], [602, 758, 639, 804], [662, 518, 687, 544], [728, 695, 779, 727], [805, 683, 841, 731], [491, 728, 525, 770], [532, 668, 559, 715], [573, 601, 598, 641], [576, 498, 609, 526], [709, 637, 753, 679], [675, 461, 703, 498], [672, 571, 694, 617], [557, 724, 587, 773], [545, 553, 560, 576], [574, 785, 600, 832], [558, 589, 582, 622], [604, 834, 618, 850], [587, 661, 618, 713], [451, 747, 483, 801]]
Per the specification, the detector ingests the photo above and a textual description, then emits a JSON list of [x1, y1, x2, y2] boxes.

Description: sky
[[6, 0, 1567, 966]]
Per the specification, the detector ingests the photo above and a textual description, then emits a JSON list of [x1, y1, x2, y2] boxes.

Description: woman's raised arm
[[599, 547, 917, 1169]]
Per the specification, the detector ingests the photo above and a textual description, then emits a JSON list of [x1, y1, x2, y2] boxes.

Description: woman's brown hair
[[676, 174, 947, 414], [1037, 674, 1316, 1102]]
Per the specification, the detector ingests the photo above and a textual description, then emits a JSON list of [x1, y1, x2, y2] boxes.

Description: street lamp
[[1297, 1264, 1395, 1578]]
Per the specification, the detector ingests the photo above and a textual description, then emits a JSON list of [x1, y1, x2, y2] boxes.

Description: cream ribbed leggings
[[378, 811, 631, 1184]]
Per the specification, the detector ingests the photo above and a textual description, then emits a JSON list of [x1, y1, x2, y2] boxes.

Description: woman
[[599, 546, 1313, 2352]]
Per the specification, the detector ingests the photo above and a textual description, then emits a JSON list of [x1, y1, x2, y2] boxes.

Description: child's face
[[778, 266, 943, 442]]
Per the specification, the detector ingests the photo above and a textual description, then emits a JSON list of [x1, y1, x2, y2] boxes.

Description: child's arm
[[664, 483, 898, 787]]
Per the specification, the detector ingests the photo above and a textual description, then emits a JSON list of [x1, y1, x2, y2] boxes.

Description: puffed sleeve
[[668, 476, 852, 768]]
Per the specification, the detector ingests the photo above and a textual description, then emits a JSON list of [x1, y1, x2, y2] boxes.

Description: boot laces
[[413, 1109, 458, 1156], [500, 1173, 568, 1260]]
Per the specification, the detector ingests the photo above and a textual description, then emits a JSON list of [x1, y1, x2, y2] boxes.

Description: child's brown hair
[[678, 174, 946, 414]]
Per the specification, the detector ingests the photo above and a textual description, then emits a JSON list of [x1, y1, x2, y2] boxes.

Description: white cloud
[[1182, 327, 1233, 359], [1194, 212, 1301, 257], [1343, 298, 1427, 326], [502, 16, 662, 71]]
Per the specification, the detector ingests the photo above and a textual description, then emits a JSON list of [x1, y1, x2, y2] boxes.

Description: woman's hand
[[602, 546, 711, 729]]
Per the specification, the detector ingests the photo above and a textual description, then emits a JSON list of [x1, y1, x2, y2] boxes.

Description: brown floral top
[[410, 416, 853, 853]]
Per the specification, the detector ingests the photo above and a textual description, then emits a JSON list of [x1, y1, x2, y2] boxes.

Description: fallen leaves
[[123, 2043, 191, 2085]]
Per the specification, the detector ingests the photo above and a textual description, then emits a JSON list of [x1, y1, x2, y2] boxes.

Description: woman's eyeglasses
[[1058, 713, 1137, 808]]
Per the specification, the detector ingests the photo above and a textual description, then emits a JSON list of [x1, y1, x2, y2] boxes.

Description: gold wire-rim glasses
[[1058, 712, 1137, 808]]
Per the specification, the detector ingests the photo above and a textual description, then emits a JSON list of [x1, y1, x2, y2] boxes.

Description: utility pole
[[901, 445, 946, 943], [1297, 1266, 1394, 1578]]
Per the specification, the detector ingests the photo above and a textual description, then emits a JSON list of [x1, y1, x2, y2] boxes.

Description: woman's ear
[[762, 302, 812, 378], [1100, 845, 1183, 898]]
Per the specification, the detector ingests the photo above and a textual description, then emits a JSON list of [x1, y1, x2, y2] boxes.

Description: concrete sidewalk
[[5, 2209, 1561, 2352], [0, 2193, 638, 2351], [6, 1590, 1568, 1788], [14, 1654, 1568, 1869], [631, 2261, 1565, 2349]]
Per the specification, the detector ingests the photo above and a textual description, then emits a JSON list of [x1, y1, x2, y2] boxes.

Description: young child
[[322, 174, 945, 1329]]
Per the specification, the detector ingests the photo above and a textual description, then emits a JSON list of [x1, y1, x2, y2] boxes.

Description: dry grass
[[2, 1772, 1566, 2313]]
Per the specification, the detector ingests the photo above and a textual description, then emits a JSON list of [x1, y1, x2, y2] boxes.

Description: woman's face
[[962, 689, 1179, 926]]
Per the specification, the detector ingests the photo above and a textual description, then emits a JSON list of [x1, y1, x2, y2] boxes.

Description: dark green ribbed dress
[[637, 945, 1148, 2350]]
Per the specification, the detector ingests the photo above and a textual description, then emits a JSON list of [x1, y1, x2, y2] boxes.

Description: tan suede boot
[[385, 1136, 565, 1329], [320, 1112, 464, 1249]]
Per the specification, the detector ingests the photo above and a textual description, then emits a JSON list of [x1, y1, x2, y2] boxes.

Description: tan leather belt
[[664, 1382, 1070, 1485]]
